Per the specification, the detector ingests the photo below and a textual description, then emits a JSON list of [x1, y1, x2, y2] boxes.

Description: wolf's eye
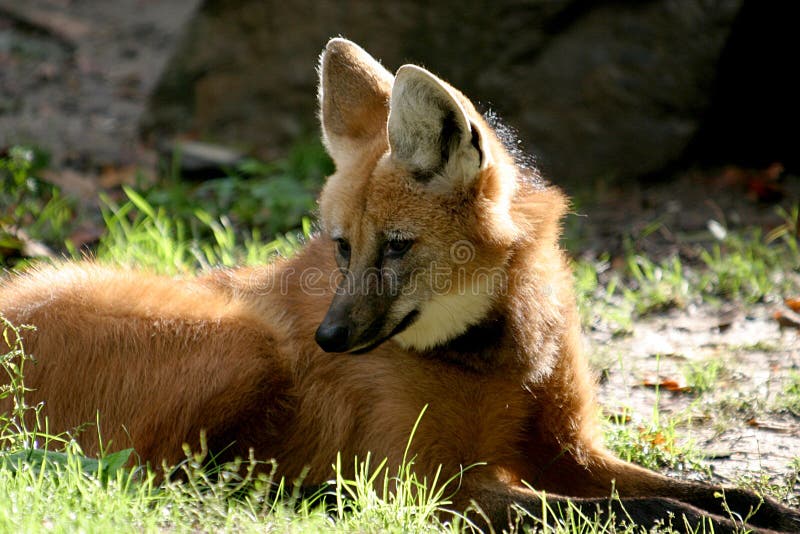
[[385, 239, 413, 258], [335, 238, 351, 259]]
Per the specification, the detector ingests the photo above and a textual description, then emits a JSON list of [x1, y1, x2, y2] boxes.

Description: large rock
[[142, 0, 742, 184]]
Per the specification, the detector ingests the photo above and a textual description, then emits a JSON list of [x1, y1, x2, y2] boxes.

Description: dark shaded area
[[142, 0, 743, 186], [1, 0, 795, 187], [1, 0, 797, 264], [687, 0, 799, 173]]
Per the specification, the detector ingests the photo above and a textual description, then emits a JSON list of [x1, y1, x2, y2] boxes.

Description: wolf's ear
[[388, 65, 487, 187], [319, 39, 393, 160]]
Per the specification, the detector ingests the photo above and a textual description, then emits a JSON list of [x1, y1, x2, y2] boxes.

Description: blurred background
[[0, 0, 798, 260]]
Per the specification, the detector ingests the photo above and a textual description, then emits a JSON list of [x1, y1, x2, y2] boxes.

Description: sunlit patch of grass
[[600, 356, 708, 475], [682, 359, 725, 396], [604, 406, 706, 475], [93, 186, 311, 275], [766, 203, 800, 261], [1, 142, 328, 272], [328, 407, 472, 533], [0, 146, 75, 266], [572, 255, 633, 336], [772, 372, 800, 417], [698, 229, 791, 303], [573, 213, 800, 330], [622, 254, 690, 316]]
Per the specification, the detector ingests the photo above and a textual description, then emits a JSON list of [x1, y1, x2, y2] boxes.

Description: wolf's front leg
[[455, 479, 768, 534], [658, 482, 800, 533], [576, 453, 800, 533]]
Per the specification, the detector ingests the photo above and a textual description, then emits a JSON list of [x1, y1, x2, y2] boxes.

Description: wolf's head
[[314, 39, 564, 355]]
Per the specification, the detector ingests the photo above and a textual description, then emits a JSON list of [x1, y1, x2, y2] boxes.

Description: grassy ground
[[1, 145, 799, 532]]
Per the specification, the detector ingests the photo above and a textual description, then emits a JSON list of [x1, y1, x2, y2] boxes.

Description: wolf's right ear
[[387, 65, 487, 189], [318, 39, 394, 161]]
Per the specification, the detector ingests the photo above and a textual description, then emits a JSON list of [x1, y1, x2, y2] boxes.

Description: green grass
[[604, 408, 705, 475], [572, 255, 634, 336], [95, 186, 310, 274], [0, 146, 75, 265], [573, 211, 800, 332], [0, 142, 329, 269], [698, 227, 796, 303], [148, 140, 332, 237], [623, 255, 691, 316], [602, 355, 707, 476], [682, 359, 725, 396], [774, 372, 800, 417]]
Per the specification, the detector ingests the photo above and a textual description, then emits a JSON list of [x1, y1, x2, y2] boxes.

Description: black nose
[[315, 322, 351, 352]]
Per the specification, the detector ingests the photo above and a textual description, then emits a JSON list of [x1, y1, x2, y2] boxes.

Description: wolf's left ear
[[388, 65, 489, 187], [319, 39, 394, 161]]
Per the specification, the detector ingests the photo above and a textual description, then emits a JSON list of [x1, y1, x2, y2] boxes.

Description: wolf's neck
[[501, 243, 570, 379], [392, 271, 498, 352], [408, 242, 569, 378]]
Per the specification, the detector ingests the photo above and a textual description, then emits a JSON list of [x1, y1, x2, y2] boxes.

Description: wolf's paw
[[728, 490, 800, 533]]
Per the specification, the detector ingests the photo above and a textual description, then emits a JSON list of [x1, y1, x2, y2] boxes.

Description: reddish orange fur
[[1, 39, 797, 533]]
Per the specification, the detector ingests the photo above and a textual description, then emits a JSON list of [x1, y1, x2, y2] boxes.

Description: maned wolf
[[1, 39, 798, 533]]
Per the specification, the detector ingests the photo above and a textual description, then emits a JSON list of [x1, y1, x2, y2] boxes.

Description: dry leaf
[[744, 419, 794, 433], [785, 297, 800, 313], [774, 309, 800, 329], [641, 375, 692, 393], [606, 411, 632, 424], [99, 165, 150, 188], [647, 431, 666, 446], [716, 164, 785, 203]]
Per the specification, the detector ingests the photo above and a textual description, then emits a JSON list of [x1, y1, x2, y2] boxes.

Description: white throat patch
[[392, 276, 496, 351]]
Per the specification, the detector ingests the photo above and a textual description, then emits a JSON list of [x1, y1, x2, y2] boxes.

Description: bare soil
[[0, 0, 198, 169], [590, 303, 800, 501]]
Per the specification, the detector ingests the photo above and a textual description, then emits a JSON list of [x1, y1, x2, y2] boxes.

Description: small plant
[[145, 140, 332, 238], [605, 408, 705, 474], [682, 359, 725, 396], [773, 372, 800, 416], [622, 254, 690, 316], [0, 314, 39, 448], [572, 255, 633, 335], [327, 407, 474, 533], [699, 221, 799, 303], [699, 230, 775, 303], [766, 203, 800, 261], [605, 356, 706, 474], [0, 146, 75, 265]]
